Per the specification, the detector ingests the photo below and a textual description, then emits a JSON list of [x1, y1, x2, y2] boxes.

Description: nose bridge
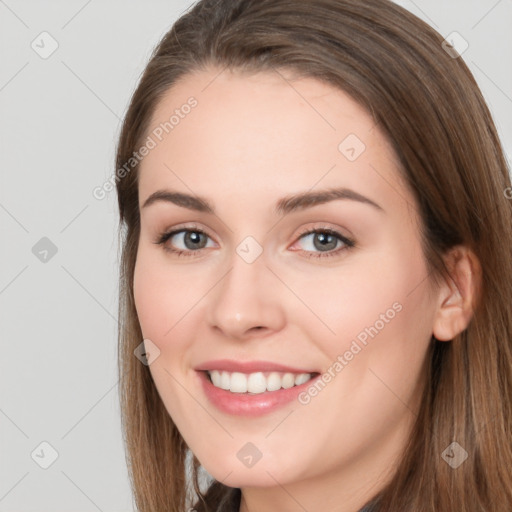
[[207, 244, 284, 338]]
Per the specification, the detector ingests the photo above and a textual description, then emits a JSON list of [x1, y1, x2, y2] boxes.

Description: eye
[[154, 224, 355, 259], [154, 225, 215, 258], [291, 227, 355, 259]]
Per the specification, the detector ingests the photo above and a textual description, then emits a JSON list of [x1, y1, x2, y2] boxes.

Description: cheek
[[133, 248, 179, 344], [133, 247, 212, 356], [295, 244, 436, 378]]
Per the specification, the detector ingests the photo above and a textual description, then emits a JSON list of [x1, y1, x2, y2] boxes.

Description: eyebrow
[[141, 187, 384, 215]]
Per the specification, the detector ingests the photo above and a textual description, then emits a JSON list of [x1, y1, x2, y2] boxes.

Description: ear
[[432, 245, 481, 342]]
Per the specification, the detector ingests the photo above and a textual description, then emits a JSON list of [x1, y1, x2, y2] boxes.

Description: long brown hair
[[115, 0, 512, 510]]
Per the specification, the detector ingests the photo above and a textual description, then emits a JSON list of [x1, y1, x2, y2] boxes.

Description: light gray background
[[0, 1, 510, 510]]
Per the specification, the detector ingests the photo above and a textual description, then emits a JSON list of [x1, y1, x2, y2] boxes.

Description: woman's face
[[134, 67, 440, 502]]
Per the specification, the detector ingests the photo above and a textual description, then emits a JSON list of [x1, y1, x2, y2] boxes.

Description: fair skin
[[133, 66, 477, 512]]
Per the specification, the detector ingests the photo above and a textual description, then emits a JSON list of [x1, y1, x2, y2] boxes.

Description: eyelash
[[153, 224, 356, 260]]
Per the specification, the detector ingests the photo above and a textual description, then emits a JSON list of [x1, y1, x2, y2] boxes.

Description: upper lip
[[194, 359, 318, 374]]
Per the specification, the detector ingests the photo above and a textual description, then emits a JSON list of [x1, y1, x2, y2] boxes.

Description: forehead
[[138, 66, 412, 216]]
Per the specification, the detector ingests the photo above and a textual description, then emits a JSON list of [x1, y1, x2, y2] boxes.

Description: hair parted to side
[[115, 0, 512, 510]]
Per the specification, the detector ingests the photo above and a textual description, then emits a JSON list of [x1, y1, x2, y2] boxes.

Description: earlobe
[[432, 246, 481, 342]]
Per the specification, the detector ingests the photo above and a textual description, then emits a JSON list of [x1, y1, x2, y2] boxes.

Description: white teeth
[[230, 372, 248, 393], [207, 370, 314, 394], [247, 372, 267, 393], [282, 373, 295, 389], [294, 373, 310, 386], [220, 371, 230, 390], [266, 372, 282, 391]]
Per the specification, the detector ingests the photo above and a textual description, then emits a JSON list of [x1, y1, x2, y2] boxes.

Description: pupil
[[185, 231, 204, 249], [315, 233, 336, 251]]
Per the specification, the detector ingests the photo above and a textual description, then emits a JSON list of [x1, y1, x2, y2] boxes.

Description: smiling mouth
[[205, 370, 319, 394]]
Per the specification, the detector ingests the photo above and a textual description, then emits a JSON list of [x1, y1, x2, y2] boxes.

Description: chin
[[199, 452, 302, 488]]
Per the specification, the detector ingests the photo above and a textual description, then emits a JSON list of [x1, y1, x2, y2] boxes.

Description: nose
[[207, 250, 286, 340]]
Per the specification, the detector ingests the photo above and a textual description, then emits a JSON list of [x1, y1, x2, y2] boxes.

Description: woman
[[115, 0, 512, 510]]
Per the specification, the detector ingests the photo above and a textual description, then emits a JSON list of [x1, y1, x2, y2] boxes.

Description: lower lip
[[197, 371, 320, 417]]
